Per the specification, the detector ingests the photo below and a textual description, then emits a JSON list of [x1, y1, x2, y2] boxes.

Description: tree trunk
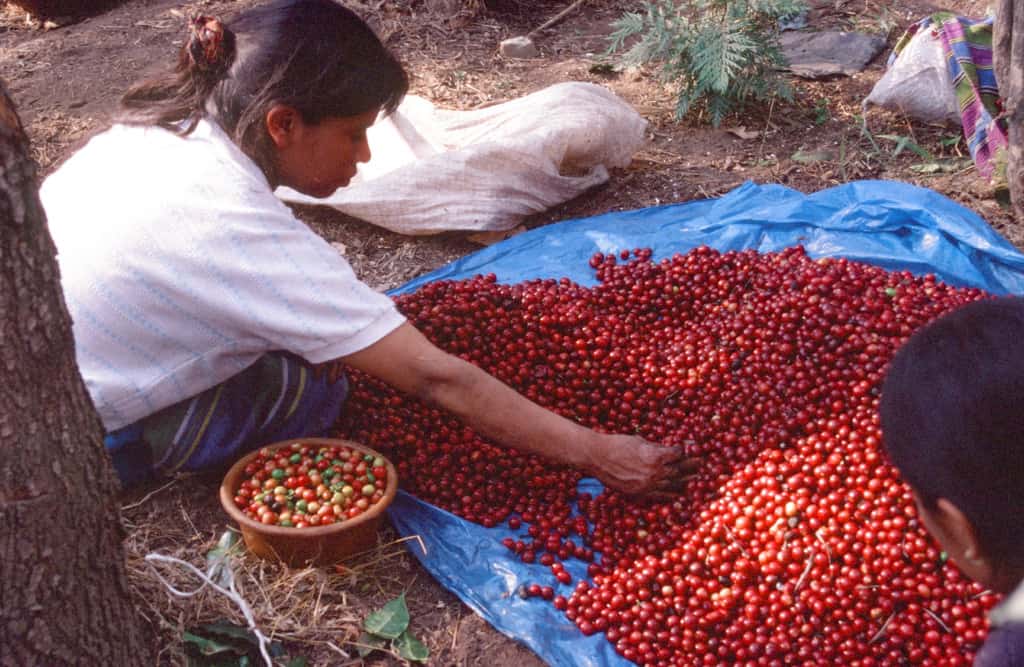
[[0, 85, 151, 664], [995, 0, 1024, 221], [7, 0, 116, 20]]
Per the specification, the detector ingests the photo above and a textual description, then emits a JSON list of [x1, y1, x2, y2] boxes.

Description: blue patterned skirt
[[104, 353, 348, 485]]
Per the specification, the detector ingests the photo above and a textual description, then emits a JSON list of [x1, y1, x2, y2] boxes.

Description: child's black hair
[[880, 296, 1024, 567], [119, 0, 408, 185]]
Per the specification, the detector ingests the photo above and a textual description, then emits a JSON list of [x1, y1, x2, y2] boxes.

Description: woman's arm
[[340, 322, 698, 495]]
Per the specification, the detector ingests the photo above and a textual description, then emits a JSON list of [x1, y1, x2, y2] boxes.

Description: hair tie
[[187, 15, 229, 73]]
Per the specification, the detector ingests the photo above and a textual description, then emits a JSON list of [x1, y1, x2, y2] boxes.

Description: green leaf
[[285, 658, 309, 667], [876, 134, 935, 161], [364, 594, 410, 639], [940, 134, 962, 148], [814, 98, 831, 125], [857, 115, 882, 155], [355, 631, 389, 658], [394, 631, 430, 662], [182, 622, 300, 667], [791, 149, 831, 164], [707, 93, 733, 128], [908, 158, 972, 174], [205, 532, 239, 588], [183, 631, 243, 658], [208, 529, 240, 554], [692, 22, 753, 95], [195, 622, 257, 646]]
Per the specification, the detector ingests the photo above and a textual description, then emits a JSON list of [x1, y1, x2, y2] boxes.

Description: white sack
[[277, 82, 649, 235], [863, 27, 960, 124]]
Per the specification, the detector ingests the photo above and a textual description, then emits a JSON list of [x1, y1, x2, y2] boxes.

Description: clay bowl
[[220, 438, 398, 567]]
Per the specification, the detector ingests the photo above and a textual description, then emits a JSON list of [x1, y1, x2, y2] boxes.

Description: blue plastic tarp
[[384, 180, 1024, 667]]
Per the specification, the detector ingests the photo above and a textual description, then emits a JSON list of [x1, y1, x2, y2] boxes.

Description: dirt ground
[[0, 0, 1015, 664]]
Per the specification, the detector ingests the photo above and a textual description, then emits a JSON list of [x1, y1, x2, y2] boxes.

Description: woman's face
[[272, 107, 379, 198]]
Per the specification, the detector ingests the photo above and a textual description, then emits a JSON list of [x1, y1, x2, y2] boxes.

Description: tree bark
[[7, 0, 115, 20], [995, 0, 1024, 221], [0, 85, 151, 664]]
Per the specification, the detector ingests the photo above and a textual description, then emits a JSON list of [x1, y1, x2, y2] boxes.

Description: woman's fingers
[[659, 472, 698, 490], [649, 447, 701, 479], [637, 445, 701, 495], [676, 456, 701, 475], [591, 435, 702, 496]]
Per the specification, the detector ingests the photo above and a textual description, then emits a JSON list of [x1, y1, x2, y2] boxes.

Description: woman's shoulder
[[46, 120, 264, 192], [40, 119, 297, 248], [43, 119, 277, 215]]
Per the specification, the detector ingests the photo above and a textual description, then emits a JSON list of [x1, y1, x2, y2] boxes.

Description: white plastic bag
[[863, 26, 960, 124], [277, 82, 648, 235]]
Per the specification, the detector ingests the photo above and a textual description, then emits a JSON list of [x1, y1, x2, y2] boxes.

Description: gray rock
[[778, 10, 808, 31], [500, 36, 539, 59], [780, 30, 886, 79]]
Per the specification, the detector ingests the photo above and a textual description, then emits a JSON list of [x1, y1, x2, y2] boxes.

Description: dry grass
[[25, 109, 92, 171], [120, 474, 438, 666]]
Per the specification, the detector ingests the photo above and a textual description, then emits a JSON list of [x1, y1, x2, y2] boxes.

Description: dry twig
[[527, 0, 587, 38]]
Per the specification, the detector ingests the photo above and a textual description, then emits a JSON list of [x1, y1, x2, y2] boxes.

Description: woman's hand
[[584, 434, 700, 496]]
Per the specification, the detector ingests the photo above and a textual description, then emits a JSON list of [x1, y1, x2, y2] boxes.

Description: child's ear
[[934, 497, 995, 576]]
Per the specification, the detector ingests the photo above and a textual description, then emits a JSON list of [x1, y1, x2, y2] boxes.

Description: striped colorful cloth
[[891, 13, 1008, 186], [104, 353, 349, 485]]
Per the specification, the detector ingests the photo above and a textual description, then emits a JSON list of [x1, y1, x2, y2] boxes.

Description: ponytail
[[119, 15, 236, 135]]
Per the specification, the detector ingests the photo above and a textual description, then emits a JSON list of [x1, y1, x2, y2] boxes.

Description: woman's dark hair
[[119, 0, 408, 183], [880, 296, 1024, 566]]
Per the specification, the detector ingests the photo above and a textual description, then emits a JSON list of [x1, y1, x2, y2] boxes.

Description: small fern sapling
[[609, 0, 805, 127]]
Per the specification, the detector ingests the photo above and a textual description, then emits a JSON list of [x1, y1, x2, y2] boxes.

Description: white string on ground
[[145, 551, 274, 667]]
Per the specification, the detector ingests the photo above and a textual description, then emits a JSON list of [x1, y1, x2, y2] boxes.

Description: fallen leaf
[[355, 632, 387, 658], [394, 631, 430, 662], [908, 158, 972, 174], [791, 149, 832, 164], [183, 631, 240, 658], [726, 127, 760, 140], [364, 594, 410, 639]]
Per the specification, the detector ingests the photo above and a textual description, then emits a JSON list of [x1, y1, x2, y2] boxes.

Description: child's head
[[881, 296, 1024, 593], [121, 0, 407, 185]]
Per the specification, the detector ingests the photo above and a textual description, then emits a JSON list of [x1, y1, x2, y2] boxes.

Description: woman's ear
[[265, 105, 300, 150]]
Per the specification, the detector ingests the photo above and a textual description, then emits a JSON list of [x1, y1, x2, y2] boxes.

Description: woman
[[42, 0, 695, 493]]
